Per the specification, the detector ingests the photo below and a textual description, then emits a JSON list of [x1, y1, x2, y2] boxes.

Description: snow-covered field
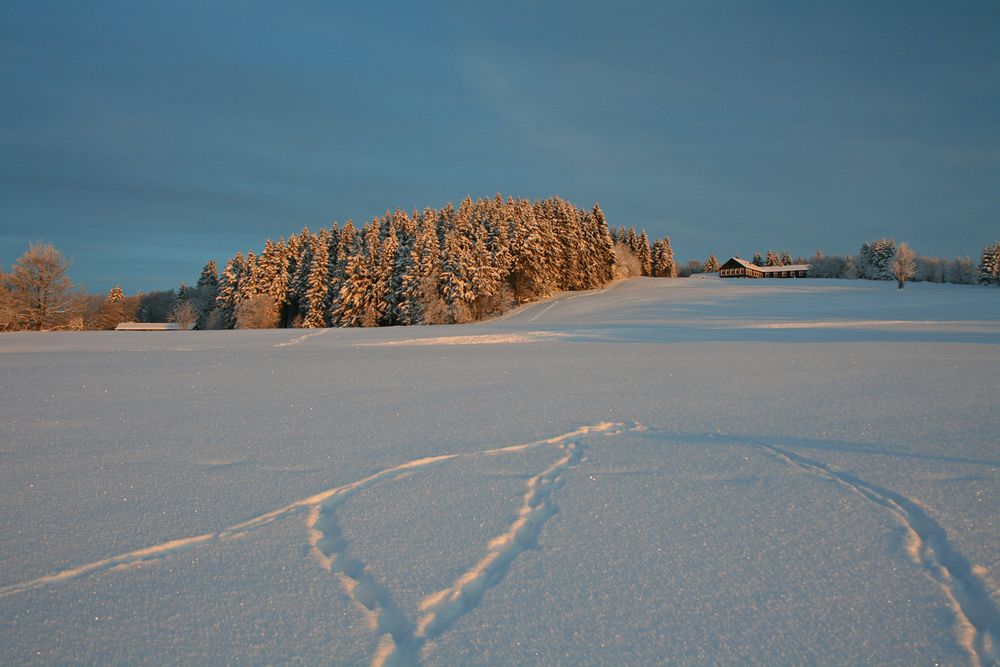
[[2, 277, 998, 666]]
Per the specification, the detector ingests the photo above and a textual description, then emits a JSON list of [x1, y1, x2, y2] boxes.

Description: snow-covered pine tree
[[466, 218, 505, 320], [765, 250, 780, 267], [553, 198, 584, 289], [287, 228, 313, 317], [257, 239, 290, 323], [508, 203, 548, 302], [327, 221, 357, 325], [978, 241, 1000, 285], [197, 260, 218, 289], [217, 252, 246, 328], [858, 239, 896, 280], [375, 219, 401, 326], [780, 251, 792, 266], [704, 254, 720, 273], [238, 251, 259, 302], [397, 212, 441, 325], [651, 237, 677, 277], [439, 205, 474, 323], [589, 204, 616, 285], [753, 252, 763, 266], [626, 227, 640, 260], [637, 231, 652, 276], [302, 230, 331, 327], [336, 222, 387, 327], [383, 213, 414, 326]]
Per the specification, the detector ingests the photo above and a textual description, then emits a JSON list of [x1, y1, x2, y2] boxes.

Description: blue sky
[[3, 1, 999, 292]]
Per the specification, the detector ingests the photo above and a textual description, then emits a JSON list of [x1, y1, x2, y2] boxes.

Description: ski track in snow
[[687, 429, 1000, 667], [0, 422, 622, 666], [275, 328, 332, 347], [527, 300, 559, 322]]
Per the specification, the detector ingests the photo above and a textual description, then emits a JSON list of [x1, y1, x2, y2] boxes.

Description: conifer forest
[[212, 195, 675, 329]]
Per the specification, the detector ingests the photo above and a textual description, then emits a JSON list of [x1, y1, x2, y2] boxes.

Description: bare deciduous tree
[[8, 243, 74, 330], [169, 300, 199, 329], [235, 293, 279, 329], [613, 243, 642, 279], [891, 242, 917, 289]]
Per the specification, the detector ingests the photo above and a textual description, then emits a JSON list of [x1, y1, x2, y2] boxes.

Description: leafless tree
[[613, 243, 642, 279], [8, 243, 75, 330], [892, 242, 917, 289], [169, 300, 199, 329], [235, 293, 279, 329]]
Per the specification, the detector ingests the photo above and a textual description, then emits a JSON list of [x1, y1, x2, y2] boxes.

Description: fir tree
[[978, 241, 1000, 285], [857, 239, 896, 280], [197, 260, 219, 289], [302, 231, 331, 328], [651, 237, 676, 277], [636, 231, 652, 276], [217, 253, 246, 328], [704, 254, 720, 273]]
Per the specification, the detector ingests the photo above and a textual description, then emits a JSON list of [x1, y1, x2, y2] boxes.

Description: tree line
[[1, 195, 677, 331], [212, 195, 675, 328]]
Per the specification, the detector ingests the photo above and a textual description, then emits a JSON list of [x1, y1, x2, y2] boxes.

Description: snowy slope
[[1, 277, 998, 665]]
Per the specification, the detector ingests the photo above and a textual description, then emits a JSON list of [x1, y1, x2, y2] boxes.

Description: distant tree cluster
[[209, 195, 669, 329], [746, 250, 796, 267], [0, 243, 224, 332], [803, 239, 982, 288]]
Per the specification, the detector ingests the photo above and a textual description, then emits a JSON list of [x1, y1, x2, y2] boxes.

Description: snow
[[1, 277, 998, 665]]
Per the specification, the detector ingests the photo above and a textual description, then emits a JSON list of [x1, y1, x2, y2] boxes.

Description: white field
[[1, 277, 999, 666]]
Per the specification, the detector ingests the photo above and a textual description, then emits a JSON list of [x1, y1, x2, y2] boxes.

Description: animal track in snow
[[688, 429, 1000, 667], [0, 422, 622, 667], [367, 442, 586, 666], [762, 443, 999, 667]]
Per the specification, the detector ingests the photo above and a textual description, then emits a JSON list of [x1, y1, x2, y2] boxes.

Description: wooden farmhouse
[[718, 257, 810, 279]]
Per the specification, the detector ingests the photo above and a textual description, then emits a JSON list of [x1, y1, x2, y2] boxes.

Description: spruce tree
[[979, 241, 1000, 285], [197, 260, 219, 289], [217, 253, 246, 328], [302, 231, 331, 327]]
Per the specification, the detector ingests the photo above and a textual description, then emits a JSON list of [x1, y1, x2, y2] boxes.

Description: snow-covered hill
[[2, 278, 998, 665]]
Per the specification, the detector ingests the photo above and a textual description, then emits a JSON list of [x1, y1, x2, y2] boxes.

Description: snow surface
[[1, 277, 998, 665]]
